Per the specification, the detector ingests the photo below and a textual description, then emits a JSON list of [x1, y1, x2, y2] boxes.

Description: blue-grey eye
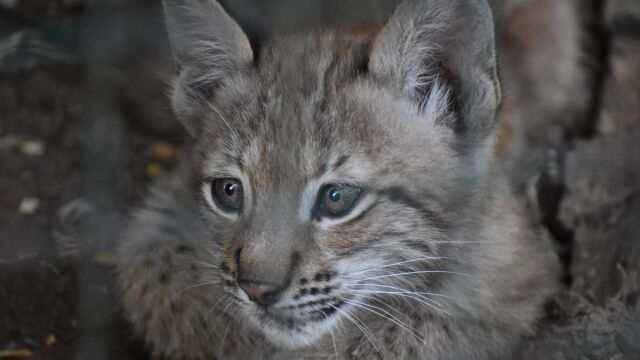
[[211, 178, 243, 212], [317, 184, 362, 218]]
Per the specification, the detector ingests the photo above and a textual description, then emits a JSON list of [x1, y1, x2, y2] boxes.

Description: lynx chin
[[116, 0, 560, 358]]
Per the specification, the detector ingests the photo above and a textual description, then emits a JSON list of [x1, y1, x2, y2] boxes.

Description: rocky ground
[[0, 0, 639, 359]]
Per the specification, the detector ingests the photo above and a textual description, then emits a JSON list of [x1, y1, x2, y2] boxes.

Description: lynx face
[[164, 0, 499, 348]]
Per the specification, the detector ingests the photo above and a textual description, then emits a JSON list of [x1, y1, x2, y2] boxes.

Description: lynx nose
[[237, 280, 282, 306]]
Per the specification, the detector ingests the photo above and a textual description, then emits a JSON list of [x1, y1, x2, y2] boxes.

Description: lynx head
[[163, 0, 500, 348]]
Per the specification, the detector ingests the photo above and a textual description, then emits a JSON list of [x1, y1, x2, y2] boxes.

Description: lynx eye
[[316, 184, 363, 218], [211, 178, 243, 212]]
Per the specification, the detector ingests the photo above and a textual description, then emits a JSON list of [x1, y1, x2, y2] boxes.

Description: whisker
[[367, 297, 411, 321], [330, 329, 338, 359], [212, 298, 236, 326], [346, 283, 454, 308], [348, 283, 455, 300], [171, 280, 223, 299], [344, 289, 451, 316], [341, 256, 449, 278], [205, 294, 232, 320], [346, 288, 444, 308], [429, 240, 504, 244], [329, 304, 384, 359], [348, 269, 471, 283], [179, 249, 222, 267], [189, 259, 221, 269], [192, 243, 224, 263], [219, 308, 241, 359], [338, 297, 425, 343]]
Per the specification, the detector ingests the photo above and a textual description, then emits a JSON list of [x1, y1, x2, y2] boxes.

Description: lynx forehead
[[116, 0, 560, 358]]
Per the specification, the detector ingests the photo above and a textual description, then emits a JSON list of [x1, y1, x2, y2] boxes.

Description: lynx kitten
[[117, 0, 560, 358]]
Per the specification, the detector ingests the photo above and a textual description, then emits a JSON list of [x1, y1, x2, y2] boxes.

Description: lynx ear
[[162, 0, 253, 135], [370, 0, 500, 148]]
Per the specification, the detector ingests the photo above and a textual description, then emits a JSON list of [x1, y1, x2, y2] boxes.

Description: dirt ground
[[1, 0, 639, 359], [0, 60, 158, 359]]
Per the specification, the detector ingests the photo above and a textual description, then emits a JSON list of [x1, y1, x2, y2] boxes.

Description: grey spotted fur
[[116, 0, 561, 359]]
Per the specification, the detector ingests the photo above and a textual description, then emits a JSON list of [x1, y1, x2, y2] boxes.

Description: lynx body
[[117, 0, 561, 358]]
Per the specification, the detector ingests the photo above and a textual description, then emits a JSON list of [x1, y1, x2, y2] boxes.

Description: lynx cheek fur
[[116, 0, 560, 359]]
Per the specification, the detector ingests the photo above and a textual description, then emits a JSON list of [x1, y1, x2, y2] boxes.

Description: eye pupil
[[210, 178, 243, 213], [316, 184, 362, 218], [224, 182, 237, 196], [328, 189, 341, 202]]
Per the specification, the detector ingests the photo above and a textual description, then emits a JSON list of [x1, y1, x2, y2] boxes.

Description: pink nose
[[237, 280, 281, 306]]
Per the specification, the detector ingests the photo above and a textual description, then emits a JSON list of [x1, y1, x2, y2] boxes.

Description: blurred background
[[0, 0, 638, 359]]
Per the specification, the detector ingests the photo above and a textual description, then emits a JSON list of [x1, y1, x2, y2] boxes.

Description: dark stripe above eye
[[315, 155, 349, 178], [378, 187, 424, 210], [333, 155, 350, 169], [377, 187, 449, 230]]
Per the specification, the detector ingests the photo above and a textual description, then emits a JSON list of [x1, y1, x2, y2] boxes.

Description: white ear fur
[[369, 0, 500, 146]]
